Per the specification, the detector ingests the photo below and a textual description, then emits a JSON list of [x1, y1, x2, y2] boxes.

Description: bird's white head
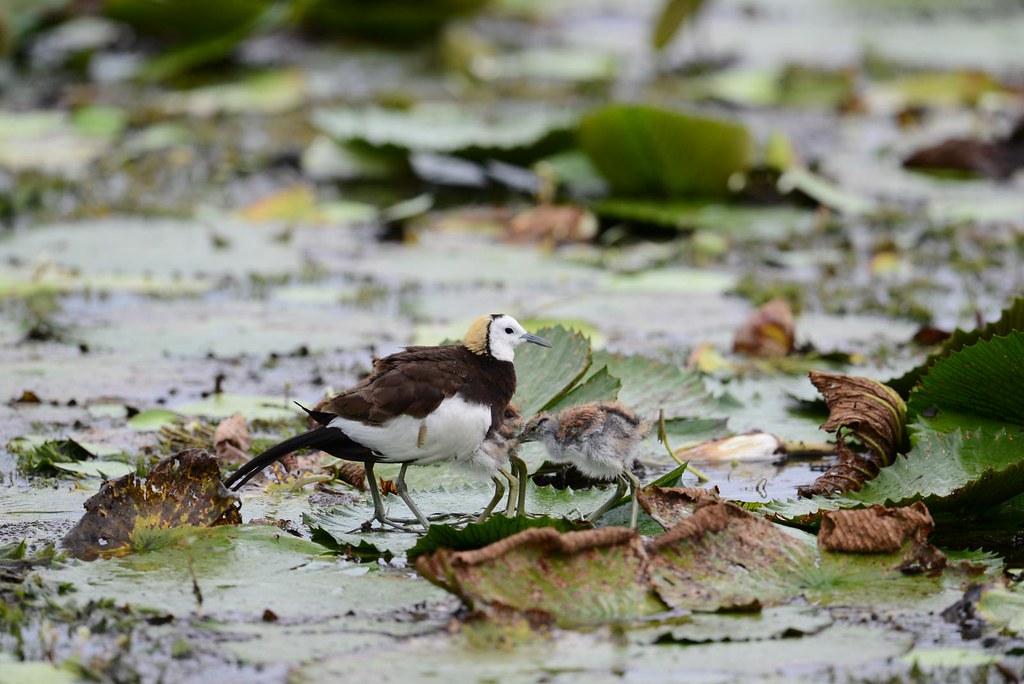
[[464, 313, 552, 362]]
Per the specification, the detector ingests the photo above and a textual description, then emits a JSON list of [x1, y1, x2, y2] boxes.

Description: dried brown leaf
[[799, 371, 907, 497], [733, 298, 795, 359], [648, 501, 817, 611], [380, 477, 398, 496], [329, 460, 367, 491], [506, 204, 598, 244], [61, 449, 241, 561], [637, 485, 720, 529], [415, 526, 655, 626], [213, 412, 251, 464], [818, 502, 933, 553], [818, 503, 946, 577], [903, 118, 1024, 180]]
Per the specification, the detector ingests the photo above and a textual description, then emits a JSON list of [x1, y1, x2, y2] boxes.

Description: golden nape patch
[[463, 315, 491, 355]]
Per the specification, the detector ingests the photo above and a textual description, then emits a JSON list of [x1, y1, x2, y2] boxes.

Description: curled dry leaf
[[330, 460, 368, 491], [818, 503, 946, 577], [799, 371, 907, 497], [417, 499, 954, 625], [733, 298, 795, 359], [379, 477, 398, 496], [416, 526, 656, 627], [505, 204, 598, 244], [638, 485, 720, 529], [648, 501, 816, 611], [61, 449, 241, 561], [213, 412, 251, 464]]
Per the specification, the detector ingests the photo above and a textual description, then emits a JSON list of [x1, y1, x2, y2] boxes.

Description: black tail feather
[[223, 427, 342, 491], [294, 401, 337, 427]]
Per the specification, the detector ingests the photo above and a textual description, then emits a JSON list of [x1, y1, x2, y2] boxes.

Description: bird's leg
[[477, 476, 505, 523], [360, 462, 418, 532], [624, 470, 642, 529], [363, 461, 387, 522], [586, 477, 628, 524], [510, 454, 528, 517], [498, 467, 518, 517], [395, 463, 431, 530]]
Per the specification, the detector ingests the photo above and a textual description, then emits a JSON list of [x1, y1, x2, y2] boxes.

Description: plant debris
[[637, 485, 720, 529], [61, 449, 241, 560], [213, 412, 251, 464], [799, 371, 907, 497], [733, 298, 796, 359]]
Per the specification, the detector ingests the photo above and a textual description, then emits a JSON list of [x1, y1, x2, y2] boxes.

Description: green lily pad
[[52, 460, 135, 479], [512, 325, 592, 417], [0, 662, 79, 684], [312, 103, 577, 163], [977, 586, 1024, 635], [591, 199, 817, 240], [545, 366, 620, 413], [174, 394, 299, 421], [45, 524, 447, 619], [591, 350, 716, 421], [577, 104, 753, 198], [127, 408, 179, 431], [908, 332, 1024, 426], [407, 514, 587, 563], [769, 334, 1024, 523]]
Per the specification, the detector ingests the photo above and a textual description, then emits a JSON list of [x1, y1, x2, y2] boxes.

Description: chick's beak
[[521, 333, 552, 348]]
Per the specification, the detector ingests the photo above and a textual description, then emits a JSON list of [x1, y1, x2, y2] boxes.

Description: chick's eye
[[504, 327, 514, 334]]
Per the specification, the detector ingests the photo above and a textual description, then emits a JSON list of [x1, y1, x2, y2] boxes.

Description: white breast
[[328, 396, 492, 465]]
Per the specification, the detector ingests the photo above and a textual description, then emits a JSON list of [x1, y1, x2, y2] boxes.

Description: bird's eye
[[504, 327, 514, 334]]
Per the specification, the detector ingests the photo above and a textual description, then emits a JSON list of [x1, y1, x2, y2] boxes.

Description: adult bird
[[223, 314, 551, 529], [520, 401, 650, 528]]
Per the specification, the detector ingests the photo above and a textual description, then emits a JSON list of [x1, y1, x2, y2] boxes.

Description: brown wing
[[319, 346, 472, 425]]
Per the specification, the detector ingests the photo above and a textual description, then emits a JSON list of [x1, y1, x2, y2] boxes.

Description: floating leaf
[[61, 449, 241, 560], [127, 408, 179, 431], [407, 514, 586, 563], [418, 501, 974, 626], [577, 104, 752, 198], [908, 332, 1024, 426], [544, 366, 620, 413], [174, 393, 299, 421], [591, 350, 715, 421], [417, 527, 662, 627], [512, 325, 592, 417], [890, 296, 1024, 396], [777, 167, 875, 215], [52, 460, 135, 479], [312, 103, 577, 163], [308, 523, 392, 562], [770, 335, 1024, 522], [14, 438, 95, 474]]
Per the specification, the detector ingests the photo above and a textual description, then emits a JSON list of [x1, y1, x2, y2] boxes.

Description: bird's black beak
[[521, 333, 552, 348]]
